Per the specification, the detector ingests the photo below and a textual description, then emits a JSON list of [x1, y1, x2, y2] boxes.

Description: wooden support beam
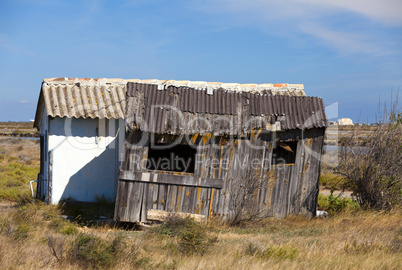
[[146, 209, 206, 223], [119, 170, 223, 189]]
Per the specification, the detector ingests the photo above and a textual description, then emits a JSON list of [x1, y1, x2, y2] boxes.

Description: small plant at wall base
[[337, 94, 402, 209], [317, 191, 360, 214]]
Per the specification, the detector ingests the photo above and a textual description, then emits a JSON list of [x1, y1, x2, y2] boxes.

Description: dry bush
[[229, 172, 269, 225], [150, 215, 217, 255], [337, 96, 401, 209]]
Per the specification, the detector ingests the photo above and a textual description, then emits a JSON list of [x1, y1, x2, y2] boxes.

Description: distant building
[[328, 121, 337, 125], [337, 118, 353, 125]]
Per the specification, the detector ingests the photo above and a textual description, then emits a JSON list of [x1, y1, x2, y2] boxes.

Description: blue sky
[[1, 0, 401, 123]]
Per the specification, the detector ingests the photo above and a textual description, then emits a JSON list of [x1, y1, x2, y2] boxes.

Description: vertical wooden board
[[117, 181, 129, 221], [157, 184, 166, 210], [206, 188, 213, 218], [181, 186, 191, 213], [299, 137, 316, 215], [198, 188, 209, 216], [194, 187, 203, 214], [152, 184, 159, 209], [275, 167, 284, 217], [294, 140, 306, 214], [280, 166, 292, 217], [166, 185, 178, 212], [114, 180, 125, 221], [123, 181, 134, 222], [287, 164, 299, 215], [176, 186, 185, 212], [258, 141, 272, 214], [222, 178, 232, 217], [227, 140, 244, 216], [123, 181, 134, 221], [120, 181, 131, 221], [188, 186, 197, 214], [216, 145, 231, 215], [306, 136, 320, 211], [269, 168, 277, 215], [288, 138, 303, 215], [210, 144, 224, 216], [210, 187, 220, 218], [146, 183, 154, 211], [265, 169, 275, 213], [261, 186, 269, 211], [292, 139, 306, 213], [278, 167, 287, 218], [300, 138, 312, 202], [141, 183, 149, 222], [271, 166, 282, 217], [127, 182, 144, 222]]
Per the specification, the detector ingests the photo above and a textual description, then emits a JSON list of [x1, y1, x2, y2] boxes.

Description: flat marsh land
[[0, 122, 38, 137], [0, 137, 401, 270]]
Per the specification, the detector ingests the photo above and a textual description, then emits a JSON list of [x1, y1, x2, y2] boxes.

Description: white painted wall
[[47, 117, 124, 204]]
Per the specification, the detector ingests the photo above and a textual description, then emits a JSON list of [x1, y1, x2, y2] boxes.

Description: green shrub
[[244, 242, 298, 260], [151, 215, 216, 255], [318, 191, 360, 214], [59, 221, 78, 235], [68, 233, 125, 269], [14, 223, 30, 240]]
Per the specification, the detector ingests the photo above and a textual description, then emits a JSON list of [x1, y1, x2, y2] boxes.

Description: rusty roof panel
[[126, 82, 327, 134]]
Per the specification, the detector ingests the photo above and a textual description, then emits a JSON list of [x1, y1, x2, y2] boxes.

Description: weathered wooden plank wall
[[114, 128, 325, 223]]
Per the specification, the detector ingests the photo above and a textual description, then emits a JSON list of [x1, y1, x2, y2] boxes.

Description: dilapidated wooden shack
[[114, 82, 328, 223]]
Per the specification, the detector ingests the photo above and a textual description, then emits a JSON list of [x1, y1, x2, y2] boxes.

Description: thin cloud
[[19, 100, 28, 103], [303, 0, 402, 26], [299, 23, 390, 56], [191, 0, 401, 56], [0, 34, 38, 57]]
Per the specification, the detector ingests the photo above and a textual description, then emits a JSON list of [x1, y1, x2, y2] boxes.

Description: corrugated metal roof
[[126, 83, 328, 135], [38, 82, 126, 121], [34, 77, 308, 129]]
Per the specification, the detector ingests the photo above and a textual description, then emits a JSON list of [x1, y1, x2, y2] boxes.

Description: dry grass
[[0, 137, 400, 269], [0, 138, 40, 202], [0, 201, 401, 270], [319, 173, 348, 190]]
